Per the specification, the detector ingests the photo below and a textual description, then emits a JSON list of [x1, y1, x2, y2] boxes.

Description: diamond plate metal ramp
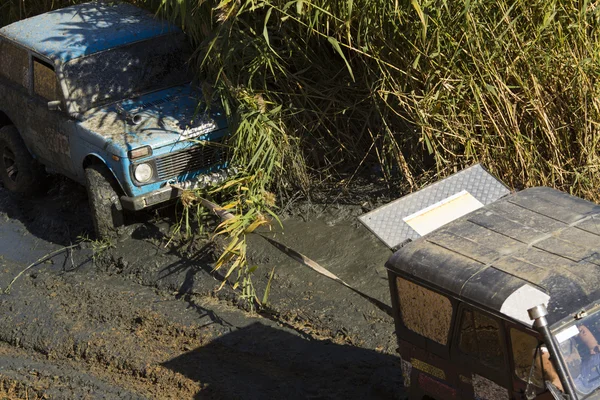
[[358, 164, 510, 249]]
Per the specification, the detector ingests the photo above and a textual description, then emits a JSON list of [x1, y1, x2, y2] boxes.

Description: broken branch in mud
[[194, 193, 393, 316], [3, 243, 81, 294]]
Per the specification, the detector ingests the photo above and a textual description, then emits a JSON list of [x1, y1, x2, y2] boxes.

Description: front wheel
[[84, 164, 124, 239]]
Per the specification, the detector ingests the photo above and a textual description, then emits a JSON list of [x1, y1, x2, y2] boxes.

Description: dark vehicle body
[[386, 186, 600, 400], [0, 2, 229, 236]]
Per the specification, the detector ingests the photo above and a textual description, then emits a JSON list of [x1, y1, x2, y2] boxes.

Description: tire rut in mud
[[0, 181, 405, 399], [1, 268, 221, 398]]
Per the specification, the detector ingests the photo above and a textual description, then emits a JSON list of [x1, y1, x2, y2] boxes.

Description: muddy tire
[[85, 164, 124, 239], [0, 125, 44, 195]]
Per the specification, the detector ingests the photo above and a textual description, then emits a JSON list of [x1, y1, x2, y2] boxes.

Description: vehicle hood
[[78, 85, 228, 157]]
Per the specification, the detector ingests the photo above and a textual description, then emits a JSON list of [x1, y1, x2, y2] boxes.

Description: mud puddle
[[0, 178, 404, 399]]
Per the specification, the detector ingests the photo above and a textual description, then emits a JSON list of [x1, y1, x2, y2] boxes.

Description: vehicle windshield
[[62, 33, 193, 112], [555, 309, 600, 395]]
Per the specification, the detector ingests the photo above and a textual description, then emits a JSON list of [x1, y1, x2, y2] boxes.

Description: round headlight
[[134, 163, 153, 183]]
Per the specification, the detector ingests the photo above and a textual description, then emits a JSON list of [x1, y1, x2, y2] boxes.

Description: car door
[[507, 324, 557, 400], [391, 275, 461, 399], [25, 56, 75, 176], [451, 304, 513, 400], [0, 39, 30, 131]]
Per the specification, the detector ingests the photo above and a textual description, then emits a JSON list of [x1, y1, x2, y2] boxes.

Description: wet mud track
[[0, 179, 404, 399]]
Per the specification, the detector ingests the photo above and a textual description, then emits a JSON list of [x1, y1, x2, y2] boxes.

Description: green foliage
[[174, 171, 279, 307], [155, 0, 415, 188], [402, 0, 600, 197], [152, 0, 600, 201], [208, 172, 278, 306]]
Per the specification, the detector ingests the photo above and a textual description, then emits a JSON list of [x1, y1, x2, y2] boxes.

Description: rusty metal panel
[[359, 164, 510, 249], [396, 276, 453, 345]]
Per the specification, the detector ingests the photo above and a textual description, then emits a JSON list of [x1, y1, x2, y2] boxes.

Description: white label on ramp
[[403, 190, 483, 236]]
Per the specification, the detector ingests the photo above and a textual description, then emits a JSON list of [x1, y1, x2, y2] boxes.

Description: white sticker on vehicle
[[556, 325, 579, 343], [500, 284, 550, 326], [180, 121, 217, 138]]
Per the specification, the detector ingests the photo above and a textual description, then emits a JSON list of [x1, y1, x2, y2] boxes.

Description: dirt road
[[0, 178, 403, 399]]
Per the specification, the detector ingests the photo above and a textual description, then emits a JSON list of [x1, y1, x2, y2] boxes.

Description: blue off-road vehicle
[[0, 2, 230, 237]]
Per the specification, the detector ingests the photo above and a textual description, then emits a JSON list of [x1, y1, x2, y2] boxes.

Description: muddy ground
[[0, 176, 405, 399]]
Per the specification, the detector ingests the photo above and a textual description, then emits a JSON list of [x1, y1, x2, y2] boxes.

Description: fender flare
[[82, 153, 127, 195]]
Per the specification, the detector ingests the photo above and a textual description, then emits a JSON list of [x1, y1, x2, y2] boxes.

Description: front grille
[[155, 144, 224, 180]]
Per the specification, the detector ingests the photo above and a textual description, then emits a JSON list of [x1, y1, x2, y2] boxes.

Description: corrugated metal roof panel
[[386, 187, 600, 326]]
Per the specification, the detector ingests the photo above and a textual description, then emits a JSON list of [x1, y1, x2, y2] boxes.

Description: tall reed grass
[[154, 0, 600, 200]]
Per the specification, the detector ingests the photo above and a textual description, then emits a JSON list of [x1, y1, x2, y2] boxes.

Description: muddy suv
[[386, 186, 600, 400], [0, 2, 229, 237]]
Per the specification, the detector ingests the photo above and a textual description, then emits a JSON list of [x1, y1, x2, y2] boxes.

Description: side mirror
[[48, 100, 62, 111]]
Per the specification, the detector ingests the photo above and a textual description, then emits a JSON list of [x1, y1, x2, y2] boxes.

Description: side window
[[0, 41, 29, 89], [510, 329, 543, 387], [33, 58, 60, 101], [458, 308, 505, 370], [396, 277, 453, 345]]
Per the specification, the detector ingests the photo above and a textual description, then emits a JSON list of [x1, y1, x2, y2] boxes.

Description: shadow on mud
[[158, 241, 225, 294], [0, 178, 94, 246], [162, 322, 405, 400], [0, 178, 176, 250]]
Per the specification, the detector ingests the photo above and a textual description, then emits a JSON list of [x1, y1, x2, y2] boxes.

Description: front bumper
[[120, 169, 233, 211]]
